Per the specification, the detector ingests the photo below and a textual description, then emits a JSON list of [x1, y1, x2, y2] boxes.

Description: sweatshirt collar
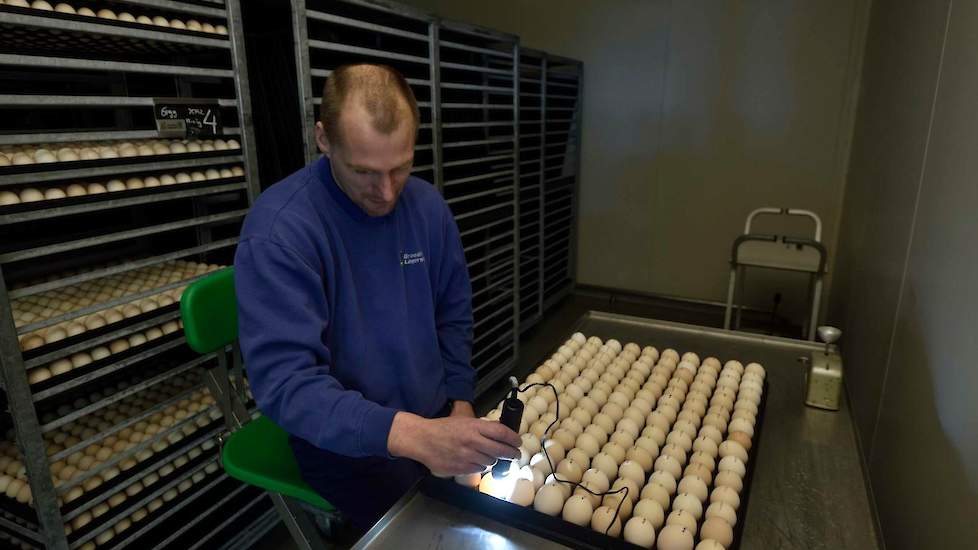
[[315, 155, 392, 224]]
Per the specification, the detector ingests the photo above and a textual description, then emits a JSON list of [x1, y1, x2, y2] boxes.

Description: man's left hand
[[450, 400, 475, 418]]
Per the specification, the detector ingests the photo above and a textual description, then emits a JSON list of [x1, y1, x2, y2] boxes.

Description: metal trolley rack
[[516, 48, 545, 334], [436, 20, 520, 396], [540, 55, 582, 311], [0, 1, 275, 549]]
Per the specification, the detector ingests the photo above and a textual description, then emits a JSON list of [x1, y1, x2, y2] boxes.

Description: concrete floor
[[247, 290, 795, 549]]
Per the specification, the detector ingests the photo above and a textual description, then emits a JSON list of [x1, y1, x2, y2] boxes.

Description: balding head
[[319, 64, 420, 148]]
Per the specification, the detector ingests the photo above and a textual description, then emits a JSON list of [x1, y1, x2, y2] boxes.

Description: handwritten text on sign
[[153, 98, 222, 138]]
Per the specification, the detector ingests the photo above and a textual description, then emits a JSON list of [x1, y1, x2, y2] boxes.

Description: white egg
[[96, 8, 116, 19], [532, 482, 565, 515], [65, 184, 87, 197], [561, 494, 593, 526], [658, 523, 695, 550], [0, 191, 20, 206], [19, 188, 44, 202], [633, 497, 665, 528], [705, 500, 737, 526], [590, 505, 622, 537], [623, 516, 656, 548]]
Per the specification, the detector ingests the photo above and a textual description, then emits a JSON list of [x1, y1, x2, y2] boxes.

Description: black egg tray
[[420, 380, 766, 550]]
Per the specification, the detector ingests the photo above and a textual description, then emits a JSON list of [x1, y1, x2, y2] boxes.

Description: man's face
[[316, 101, 415, 217]]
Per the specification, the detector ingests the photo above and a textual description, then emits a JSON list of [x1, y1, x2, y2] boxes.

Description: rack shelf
[[0, 1, 266, 548]]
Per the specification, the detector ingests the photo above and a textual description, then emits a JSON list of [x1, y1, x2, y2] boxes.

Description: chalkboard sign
[[153, 98, 222, 138]]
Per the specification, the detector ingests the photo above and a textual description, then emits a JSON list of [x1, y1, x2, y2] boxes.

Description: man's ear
[[315, 121, 332, 156]]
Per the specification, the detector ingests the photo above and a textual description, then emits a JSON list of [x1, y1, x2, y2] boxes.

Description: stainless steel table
[[354, 312, 880, 550]]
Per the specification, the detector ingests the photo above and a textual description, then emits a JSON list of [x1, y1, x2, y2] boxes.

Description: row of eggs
[[67, 457, 222, 549], [0, 165, 245, 206], [0, 372, 207, 469], [0, 0, 229, 34], [473, 334, 763, 549], [26, 319, 184, 385], [14, 261, 224, 350], [0, 138, 241, 166], [0, 390, 218, 507]]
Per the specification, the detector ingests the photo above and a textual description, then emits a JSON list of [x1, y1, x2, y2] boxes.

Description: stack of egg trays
[[0, 0, 276, 548]]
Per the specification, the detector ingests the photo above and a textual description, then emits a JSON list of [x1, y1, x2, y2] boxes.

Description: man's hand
[[449, 400, 475, 418], [387, 411, 521, 476]]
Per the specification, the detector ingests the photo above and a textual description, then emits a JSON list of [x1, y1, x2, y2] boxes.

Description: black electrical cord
[[494, 381, 629, 536]]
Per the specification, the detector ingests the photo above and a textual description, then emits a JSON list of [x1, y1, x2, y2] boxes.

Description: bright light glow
[[479, 461, 527, 501]]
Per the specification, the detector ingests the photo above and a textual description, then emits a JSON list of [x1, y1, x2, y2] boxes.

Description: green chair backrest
[[178, 266, 335, 512], [181, 267, 238, 355]]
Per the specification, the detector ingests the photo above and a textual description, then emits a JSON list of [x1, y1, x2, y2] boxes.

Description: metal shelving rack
[[540, 54, 582, 309], [516, 48, 545, 333], [0, 2, 276, 549], [437, 20, 520, 395]]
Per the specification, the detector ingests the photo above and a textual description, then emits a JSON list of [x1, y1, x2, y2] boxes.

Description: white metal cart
[[723, 208, 827, 340]]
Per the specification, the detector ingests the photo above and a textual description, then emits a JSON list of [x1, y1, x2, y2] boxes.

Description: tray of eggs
[[422, 333, 765, 550], [0, 165, 246, 211], [0, 139, 242, 177], [0, 1, 229, 39]]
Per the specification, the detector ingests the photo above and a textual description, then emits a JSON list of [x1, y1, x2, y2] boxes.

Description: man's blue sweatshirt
[[234, 156, 474, 458]]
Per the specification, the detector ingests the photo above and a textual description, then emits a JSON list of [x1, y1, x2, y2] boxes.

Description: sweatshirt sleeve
[[234, 236, 397, 458], [435, 206, 475, 403]]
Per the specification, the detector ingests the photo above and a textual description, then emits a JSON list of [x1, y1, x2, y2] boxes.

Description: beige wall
[[406, 0, 869, 325], [833, 0, 978, 548]]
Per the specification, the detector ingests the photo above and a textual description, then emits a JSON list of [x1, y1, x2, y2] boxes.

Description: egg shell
[[533, 483, 566, 516], [683, 462, 713, 484], [714, 469, 744, 493], [658, 523, 695, 550], [591, 452, 618, 481], [719, 440, 749, 463], [639, 481, 671, 510], [673, 492, 704, 519], [711, 485, 741, 510], [701, 518, 735, 547], [555, 458, 584, 483], [633, 497, 665, 528], [601, 442, 626, 464], [718, 455, 746, 478], [573, 480, 602, 507], [591, 505, 622, 537], [620, 518, 655, 549], [649, 470, 678, 495], [561, 495, 593, 526], [603, 491, 634, 520], [706, 500, 738, 526], [678, 475, 709, 502], [509, 478, 535, 506]]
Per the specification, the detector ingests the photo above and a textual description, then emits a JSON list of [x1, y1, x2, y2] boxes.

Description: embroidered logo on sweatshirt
[[400, 251, 425, 266]]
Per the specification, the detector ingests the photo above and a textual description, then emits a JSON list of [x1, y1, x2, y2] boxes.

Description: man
[[234, 64, 521, 531]]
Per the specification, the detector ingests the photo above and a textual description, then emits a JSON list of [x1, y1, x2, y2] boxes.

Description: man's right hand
[[387, 411, 521, 476]]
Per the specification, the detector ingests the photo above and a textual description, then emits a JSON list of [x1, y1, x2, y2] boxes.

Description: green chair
[[180, 267, 332, 550]]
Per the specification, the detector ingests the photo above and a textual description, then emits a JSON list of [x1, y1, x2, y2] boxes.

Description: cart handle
[[744, 208, 822, 242]]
